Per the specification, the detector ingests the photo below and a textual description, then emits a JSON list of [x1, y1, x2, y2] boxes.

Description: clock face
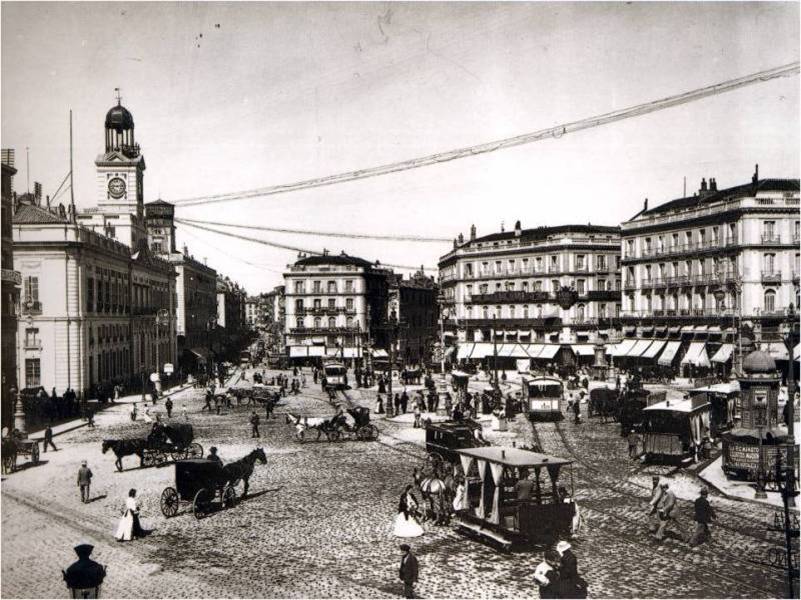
[[108, 177, 126, 199]]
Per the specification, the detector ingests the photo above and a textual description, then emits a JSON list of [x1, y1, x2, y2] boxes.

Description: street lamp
[[63, 543, 106, 599], [438, 296, 450, 385], [386, 312, 400, 419], [153, 309, 170, 399], [780, 303, 798, 506], [207, 316, 217, 380]]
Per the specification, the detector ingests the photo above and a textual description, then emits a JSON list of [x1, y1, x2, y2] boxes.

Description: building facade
[[620, 168, 800, 370], [388, 270, 439, 365], [1, 153, 20, 426], [245, 296, 259, 328], [438, 221, 621, 348], [283, 252, 389, 362], [144, 200, 218, 372], [215, 276, 248, 360]]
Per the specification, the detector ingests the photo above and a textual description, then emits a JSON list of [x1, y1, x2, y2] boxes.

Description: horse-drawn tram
[[523, 376, 564, 421], [425, 420, 488, 470], [453, 447, 576, 550], [323, 362, 348, 390], [642, 396, 711, 464]]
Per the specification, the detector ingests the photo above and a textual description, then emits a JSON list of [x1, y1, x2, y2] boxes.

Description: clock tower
[[88, 94, 148, 249]]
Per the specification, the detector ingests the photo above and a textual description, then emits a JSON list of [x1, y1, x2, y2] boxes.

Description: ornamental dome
[[105, 103, 134, 132], [742, 349, 776, 374]]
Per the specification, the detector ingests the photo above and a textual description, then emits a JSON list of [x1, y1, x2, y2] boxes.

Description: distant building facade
[[1, 152, 20, 426], [388, 269, 439, 365]]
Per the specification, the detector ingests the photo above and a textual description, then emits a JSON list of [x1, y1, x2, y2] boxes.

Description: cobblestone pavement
[[1, 368, 794, 598]]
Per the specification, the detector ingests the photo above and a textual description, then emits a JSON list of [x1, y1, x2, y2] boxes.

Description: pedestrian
[[313, 368, 318, 385], [689, 487, 716, 547], [165, 397, 173, 419], [265, 397, 274, 419], [43, 425, 58, 452], [77, 460, 93, 503], [627, 429, 641, 459], [556, 540, 587, 599], [181, 403, 188, 421], [86, 410, 95, 429], [572, 394, 581, 424], [400, 392, 408, 414], [250, 411, 260, 438], [394, 393, 401, 414], [534, 550, 561, 600], [413, 400, 422, 428], [115, 489, 145, 542], [398, 544, 419, 599], [207, 446, 223, 466], [653, 481, 677, 542], [647, 476, 663, 534], [130, 403, 138, 422], [376, 394, 385, 415]]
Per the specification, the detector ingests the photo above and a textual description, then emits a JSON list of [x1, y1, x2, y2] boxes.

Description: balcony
[[22, 300, 42, 314], [761, 270, 782, 284], [466, 290, 551, 304], [289, 326, 360, 335], [666, 275, 691, 287], [761, 234, 782, 245], [1, 269, 21, 286], [23, 340, 42, 350], [623, 281, 637, 291], [299, 307, 355, 316]]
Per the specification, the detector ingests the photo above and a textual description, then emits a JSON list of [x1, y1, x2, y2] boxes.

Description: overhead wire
[[49, 171, 71, 202], [177, 218, 438, 273], [171, 61, 799, 208], [176, 218, 452, 243]]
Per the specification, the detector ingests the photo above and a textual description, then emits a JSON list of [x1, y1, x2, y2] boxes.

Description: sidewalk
[[697, 456, 793, 509], [24, 380, 195, 441]]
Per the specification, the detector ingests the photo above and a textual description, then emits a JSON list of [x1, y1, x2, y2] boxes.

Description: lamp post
[[154, 309, 169, 398], [207, 316, 217, 380], [438, 294, 450, 385], [12, 387, 26, 435], [780, 303, 798, 507], [386, 312, 398, 418], [492, 312, 500, 393]]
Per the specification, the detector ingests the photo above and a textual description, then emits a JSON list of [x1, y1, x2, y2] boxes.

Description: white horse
[[284, 412, 332, 442]]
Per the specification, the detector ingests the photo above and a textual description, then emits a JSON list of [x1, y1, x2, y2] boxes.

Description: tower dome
[[104, 96, 138, 157], [742, 349, 776, 374]]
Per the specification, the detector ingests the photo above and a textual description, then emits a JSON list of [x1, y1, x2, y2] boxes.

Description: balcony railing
[[289, 326, 361, 334], [22, 300, 42, 314], [623, 281, 637, 291], [761, 234, 781, 245], [1, 269, 21, 285], [625, 237, 739, 261], [761, 270, 782, 283], [298, 307, 355, 316], [23, 340, 42, 350], [466, 290, 552, 304]]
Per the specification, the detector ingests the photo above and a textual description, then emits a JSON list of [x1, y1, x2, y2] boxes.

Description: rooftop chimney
[[183, 244, 189, 256], [500, 221, 505, 233], [457, 232, 464, 245], [709, 178, 717, 192], [470, 224, 476, 241], [700, 177, 707, 193], [643, 198, 648, 211], [514, 220, 522, 237], [752, 164, 759, 186]]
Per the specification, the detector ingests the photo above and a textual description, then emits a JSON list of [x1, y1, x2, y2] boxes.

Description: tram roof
[[456, 446, 572, 467], [643, 397, 710, 413]]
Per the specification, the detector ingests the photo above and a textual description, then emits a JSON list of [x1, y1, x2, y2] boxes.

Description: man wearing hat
[[207, 447, 223, 466], [555, 540, 587, 598], [653, 481, 677, 542], [63, 543, 106, 595], [77, 461, 93, 504], [689, 487, 716, 547], [398, 543, 419, 599]]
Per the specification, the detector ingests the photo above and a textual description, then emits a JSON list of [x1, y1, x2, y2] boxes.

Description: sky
[[2, 2, 799, 294]]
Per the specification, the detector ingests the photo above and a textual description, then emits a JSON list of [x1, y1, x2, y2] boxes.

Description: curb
[[693, 468, 788, 509], [27, 382, 196, 441]]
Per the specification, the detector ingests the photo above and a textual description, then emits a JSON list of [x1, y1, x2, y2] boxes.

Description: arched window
[[509, 305, 516, 318], [346, 316, 353, 328], [523, 305, 529, 318], [482, 306, 489, 319], [576, 304, 585, 322], [314, 317, 321, 328], [296, 317, 304, 329], [328, 317, 336, 329], [764, 289, 776, 313]]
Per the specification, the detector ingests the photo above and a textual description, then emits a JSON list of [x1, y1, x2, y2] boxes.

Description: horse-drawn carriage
[[159, 448, 266, 520], [424, 420, 489, 473], [587, 386, 619, 422], [102, 423, 203, 471], [453, 446, 578, 550], [286, 407, 378, 442], [1, 429, 40, 474], [618, 388, 653, 436], [337, 407, 380, 441]]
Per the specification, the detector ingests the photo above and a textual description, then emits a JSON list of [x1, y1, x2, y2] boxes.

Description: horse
[[413, 466, 449, 525], [101, 438, 148, 471], [285, 412, 331, 441], [2, 436, 17, 474], [222, 447, 267, 497]]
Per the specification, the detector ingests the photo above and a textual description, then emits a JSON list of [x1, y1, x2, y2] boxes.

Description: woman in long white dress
[[452, 480, 466, 512], [393, 485, 424, 538], [115, 489, 144, 542]]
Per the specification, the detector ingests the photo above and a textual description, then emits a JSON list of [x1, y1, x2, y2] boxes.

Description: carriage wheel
[[160, 487, 180, 518], [170, 450, 186, 462], [30, 443, 40, 465], [153, 451, 168, 467], [326, 429, 341, 443], [141, 452, 154, 468], [193, 488, 212, 520], [356, 426, 368, 441], [187, 443, 204, 459], [365, 425, 379, 441], [222, 484, 237, 508]]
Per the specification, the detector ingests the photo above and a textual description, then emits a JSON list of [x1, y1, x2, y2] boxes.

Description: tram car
[[425, 420, 488, 470], [323, 362, 348, 390], [642, 396, 711, 464], [453, 446, 578, 550], [688, 381, 738, 437], [617, 388, 654, 436], [522, 376, 564, 421]]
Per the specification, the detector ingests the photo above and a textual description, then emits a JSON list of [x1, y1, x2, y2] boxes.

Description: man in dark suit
[[398, 544, 419, 599]]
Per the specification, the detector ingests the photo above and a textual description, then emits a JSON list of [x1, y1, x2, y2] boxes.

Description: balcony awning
[[612, 339, 637, 357], [680, 326, 695, 333], [536, 345, 560, 360], [668, 326, 681, 335], [526, 344, 545, 358], [707, 326, 722, 334], [307, 346, 326, 357], [518, 330, 532, 339], [641, 340, 667, 359], [710, 344, 733, 363], [342, 347, 359, 358], [693, 325, 708, 333], [457, 343, 475, 360], [680, 342, 710, 367], [658, 341, 682, 366], [655, 327, 668, 335], [626, 339, 654, 357], [470, 343, 494, 359], [624, 326, 636, 335], [571, 344, 595, 356], [289, 346, 308, 357], [371, 349, 389, 358]]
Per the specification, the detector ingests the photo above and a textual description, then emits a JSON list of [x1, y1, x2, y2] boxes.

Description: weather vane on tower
[[115, 87, 122, 105]]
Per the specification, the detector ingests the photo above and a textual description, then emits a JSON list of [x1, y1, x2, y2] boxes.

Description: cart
[[336, 407, 380, 441], [1, 431, 39, 473], [160, 458, 237, 520], [144, 423, 203, 467], [424, 420, 488, 473]]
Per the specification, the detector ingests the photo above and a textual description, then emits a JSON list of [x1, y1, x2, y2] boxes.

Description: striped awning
[[658, 341, 682, 366], [612, 339, 637, 357], [308, 346, 326, 357], [457, 343, 475, 360], [642, 340, 667, 359], [526, 344, 545, 358], [626, 339, 654, 357], [470, 343, 494, 359], [681, 342, 710, 367], [537, 345, 560, 360], [710, 344, 734, 363]]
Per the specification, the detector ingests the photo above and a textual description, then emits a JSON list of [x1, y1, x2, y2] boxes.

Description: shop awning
[[764, 342, 789, 361], [668, 326, 681, 335], [306, 346, 325, 357], [497, 344, 515, 358], [681, 326, 695, 334], [571, 344, 595, 356], [457, 343, 475, 360], [612, 339, 637, 357], [526, 344, 544, 358], [371, 349, 389, 358], [641, 340, 667, 359], [626, 339, 654, 357], [289, 346, 308, 358], [658, 341, 682, 366], [502, 343, 530, 358], [694, 325, 709, 333], [681, 342, 710, 367], [188, 347, 209, 362], [342, 347, 359, 358], [537, 345, 560, 360], [710, 344, 734, 363], [326, 347, 341, 357], [470, 343, 494, 359]]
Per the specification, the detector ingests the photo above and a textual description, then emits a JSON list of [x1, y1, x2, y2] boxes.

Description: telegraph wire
[[176, 217, 452, 243], [179, 227, 288, 275], [177, 218, 438, 273], [49, 172, 71, 203], [171, 61, 799, 208]]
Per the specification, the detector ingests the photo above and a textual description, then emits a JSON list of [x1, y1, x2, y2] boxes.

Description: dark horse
[[102, 438, 148, 471], [222, 447, 267, 497]]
